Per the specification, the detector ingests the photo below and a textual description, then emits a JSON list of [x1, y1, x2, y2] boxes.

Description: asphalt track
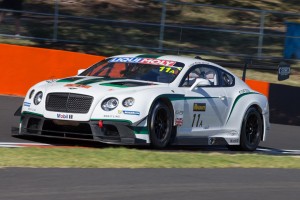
[[0, 168, 300, 200], [1, 95, 300, 200]]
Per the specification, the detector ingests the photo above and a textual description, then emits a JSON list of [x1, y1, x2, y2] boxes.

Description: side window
[[181, 65, 219, 87], [221, 71, 235, 87]]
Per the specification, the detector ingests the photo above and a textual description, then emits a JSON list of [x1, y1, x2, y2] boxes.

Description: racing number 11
[[192, 114, 202, 127]]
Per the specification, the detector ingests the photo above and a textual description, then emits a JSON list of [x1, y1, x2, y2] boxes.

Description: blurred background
[[0, 0, 300, 86]]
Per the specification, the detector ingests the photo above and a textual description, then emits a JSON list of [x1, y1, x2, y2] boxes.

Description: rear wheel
[[148, 101, 173, 149], [228, 107, 263, 151]]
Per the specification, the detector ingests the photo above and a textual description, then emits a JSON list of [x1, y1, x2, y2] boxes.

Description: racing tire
[[148, 101, 173, 149], [228, 107, 263, 151]]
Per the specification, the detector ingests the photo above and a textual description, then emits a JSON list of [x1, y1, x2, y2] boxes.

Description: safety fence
[[1, 0, 300, 61]]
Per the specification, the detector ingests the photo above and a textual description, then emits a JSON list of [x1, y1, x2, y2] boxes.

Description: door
[[177, 64, 229, 137]]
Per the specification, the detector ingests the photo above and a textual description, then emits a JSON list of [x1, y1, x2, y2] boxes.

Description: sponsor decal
[[175, 118, 183, 126], [57, 113, 73, 119], [109, 57, 143, 63], [46, 79, 57, 83], [239, 89, 250, 94], [175, 110, 184, 115], [278, 61, 290, 81], [229, 131, 238, 136], [23, 102, 31, 107], [103, 114, 120, 118], [64, 84, 91, 89], [139, 58, 176, 67], [230, 139, 239, 143], [123, 110, 140, 116], [193, 103, 206, 111], [109, 57, 176, 67], [28, 108, 36, 112]]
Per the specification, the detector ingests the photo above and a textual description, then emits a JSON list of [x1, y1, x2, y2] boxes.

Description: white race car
[[15, 54, 270, 151]]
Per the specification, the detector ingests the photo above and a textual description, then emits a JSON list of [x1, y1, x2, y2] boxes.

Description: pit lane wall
[[0, 44, 298, 126]]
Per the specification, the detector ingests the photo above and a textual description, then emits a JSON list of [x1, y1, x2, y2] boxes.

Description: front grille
[[46, 93, 93, 113]]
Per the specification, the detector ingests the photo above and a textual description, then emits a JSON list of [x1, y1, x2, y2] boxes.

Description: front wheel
[[228, 107, 263, 151], [148, 101, 173, 149]]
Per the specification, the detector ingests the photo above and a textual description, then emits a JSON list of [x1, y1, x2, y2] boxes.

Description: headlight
[[29, 89, 35, 99], [122, 97, 134, 107], [101, 98, 119, 111], [34, 92, 43, 105]]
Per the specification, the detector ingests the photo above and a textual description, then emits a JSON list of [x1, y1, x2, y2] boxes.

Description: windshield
[[79, 57, 185, 83]]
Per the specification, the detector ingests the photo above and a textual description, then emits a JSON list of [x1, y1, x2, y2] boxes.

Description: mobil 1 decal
[[192, 103, 206, 127]]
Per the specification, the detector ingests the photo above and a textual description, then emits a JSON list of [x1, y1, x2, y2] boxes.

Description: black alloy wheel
[[228, 107, 263, 151], [148, 101, 173, 148]]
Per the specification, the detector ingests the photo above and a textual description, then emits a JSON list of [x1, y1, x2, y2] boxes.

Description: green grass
[[0, 147, 299, 168]]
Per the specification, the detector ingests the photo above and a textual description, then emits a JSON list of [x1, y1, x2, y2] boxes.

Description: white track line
[[257, 148, 300, 155], [0, 142, 51, 148]]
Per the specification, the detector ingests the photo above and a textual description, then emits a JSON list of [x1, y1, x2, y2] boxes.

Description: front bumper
[[14, 113, 147, 145]]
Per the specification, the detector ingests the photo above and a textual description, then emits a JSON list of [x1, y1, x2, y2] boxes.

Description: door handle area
[[219, 96, 226, 100]]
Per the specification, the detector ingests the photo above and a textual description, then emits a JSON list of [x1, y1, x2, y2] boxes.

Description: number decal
[[192, 114, 196, 127], [159, 66, 179, 74], [159, 66, 165, 72], [192, 114, 203, 127]]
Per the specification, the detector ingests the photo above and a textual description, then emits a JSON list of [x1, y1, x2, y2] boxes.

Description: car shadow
[[12, 135, 300, 155]]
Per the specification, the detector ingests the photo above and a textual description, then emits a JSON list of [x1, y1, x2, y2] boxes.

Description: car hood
[[40, 76, 168, 97]]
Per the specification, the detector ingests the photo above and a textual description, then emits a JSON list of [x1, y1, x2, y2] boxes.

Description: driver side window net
[[182, 66, 218, 87]]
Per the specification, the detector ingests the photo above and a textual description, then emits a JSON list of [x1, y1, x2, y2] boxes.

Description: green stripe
[[76, 78, 105, 85], [133, 127, 148, 135], [57, 77, 84, 82], [173, 97, 219, 101], [136, 54, 162, 58], [99, 83, 129, 88], [91, 119, 132, 125], [22, 111, 44, 117], [159, 94, 218, 101], [226, 92, 260, 123]]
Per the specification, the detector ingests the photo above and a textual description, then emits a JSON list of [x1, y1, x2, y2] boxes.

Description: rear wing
[[241, 59, 290, 82]]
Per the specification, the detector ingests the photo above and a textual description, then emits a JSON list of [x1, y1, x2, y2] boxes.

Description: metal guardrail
[[1, 0, 300, 62]]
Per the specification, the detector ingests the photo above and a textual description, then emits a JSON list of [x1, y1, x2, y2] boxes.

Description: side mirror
[[278, 61, 290, 81], [77, 69, 85, 75], [190, 78, 211, 91]]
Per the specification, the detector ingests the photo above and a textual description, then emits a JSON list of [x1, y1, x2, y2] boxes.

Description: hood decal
[[76, 78, 105, 85], [57, 77, 84, 82], [100, 81, 157, 88], [76, 78, 125, 85], [100, 83, 129, 88]]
